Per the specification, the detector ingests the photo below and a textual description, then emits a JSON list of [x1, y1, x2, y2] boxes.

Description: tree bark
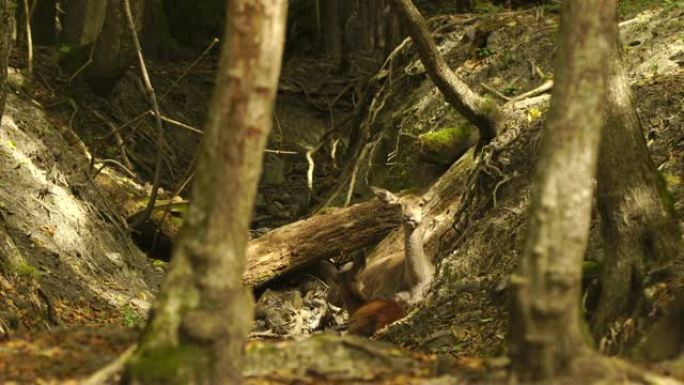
[[61, 0, 108, 46], [245, 200, 402, 286], [131, 199, 401, 283], [0, 0, 14, 119], [321, 0, 344, 59], [389, 0, 501, 145], [31, 0, 57, 45], [123, 1, 287, 384], [510, 1, 613, 381], [590, 3, 683, 342], [89, 0, 144, 84]]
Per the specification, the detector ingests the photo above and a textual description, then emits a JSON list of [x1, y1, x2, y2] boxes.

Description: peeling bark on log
[[244, 200, 402, 287]]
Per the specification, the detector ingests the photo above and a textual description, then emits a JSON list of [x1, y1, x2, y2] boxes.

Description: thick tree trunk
[[89, 0, 144, 85], [245, 200, 402, 286], [0, 0, 14, 119], [124, 1, 287, 384], [510, 1, 612, 381], [389, 0, 501, 145], [61, 0, 108, 46], [591, 7, 683, 343]]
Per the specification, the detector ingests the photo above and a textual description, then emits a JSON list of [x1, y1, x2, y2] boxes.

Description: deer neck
[[402, 223, 433, 289]]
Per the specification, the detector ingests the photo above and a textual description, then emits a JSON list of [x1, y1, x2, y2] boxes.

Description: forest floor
[[0, 2, 683, 384]]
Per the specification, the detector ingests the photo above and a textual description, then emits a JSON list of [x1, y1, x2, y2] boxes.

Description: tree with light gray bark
[[122, 0, 288, 384]]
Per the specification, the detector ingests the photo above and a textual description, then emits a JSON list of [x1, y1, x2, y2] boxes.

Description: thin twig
[[67, 98, 79, 129], [68, 41, 97, 83], [274, 111, 284, 151], [92, 159, 138, 180], [344, 143, 372, 207], [480, 82, 511, 102], [138, 110, 298, 154], [136, 150, 198, 254], [123, 0, 166, 229], [160, 37, 219, 100], [90, 109, 134, 170], [265, 149, 297, 155], [510, 79, 553, 102], [154, 111, 202, 134], [83, 171, 129, 233], [306, 149, 315, 192]]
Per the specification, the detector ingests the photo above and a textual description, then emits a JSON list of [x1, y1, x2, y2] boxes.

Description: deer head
[[318, 254, 367, 314], [371, 187, 430, 230]]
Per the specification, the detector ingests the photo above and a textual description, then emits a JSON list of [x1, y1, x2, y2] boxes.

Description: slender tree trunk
[[591, 1, 683, 343], [383, 2, 403, 58], [509, 1, 613, 381], [389, 0, 501, 145], [123, 1, 287, 384], [0, 0, 14, 119], [321, 0, 343, 59], [31, 0, 57, 45]]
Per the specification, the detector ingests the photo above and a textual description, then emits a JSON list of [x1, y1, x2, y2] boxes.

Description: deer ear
[[340, 253, 366, 275], [371, 186, 400, 205]]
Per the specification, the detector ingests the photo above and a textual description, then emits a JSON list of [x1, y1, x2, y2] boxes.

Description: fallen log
[[244, 200, 402, 287]]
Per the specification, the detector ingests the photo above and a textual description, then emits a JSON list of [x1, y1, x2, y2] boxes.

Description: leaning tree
[[123, 0, 288, 384]]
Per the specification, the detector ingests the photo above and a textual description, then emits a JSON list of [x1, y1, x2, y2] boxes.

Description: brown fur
[[348, 299, 406, 337]]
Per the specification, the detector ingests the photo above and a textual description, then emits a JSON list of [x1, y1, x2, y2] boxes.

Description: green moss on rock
[[418, 126, 477, 165]]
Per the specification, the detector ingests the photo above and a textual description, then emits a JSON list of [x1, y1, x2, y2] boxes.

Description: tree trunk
[[31, 0, 57, 45], [590, 4, 683, 343], [88, 0, 144, 87], [123, 0, 287, 384], [389, 0, 501, 145], [0, 0, 14, 119], [509, 1, 613, 381], [245, 200, 402, 286], [141, 0, 173, 59], [61, 0, 108, 46], [383, 2, 403, 58], [321, 0, 343, 59]]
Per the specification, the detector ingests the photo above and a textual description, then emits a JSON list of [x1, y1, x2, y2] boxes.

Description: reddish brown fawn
[[322, 187, 434, 336]]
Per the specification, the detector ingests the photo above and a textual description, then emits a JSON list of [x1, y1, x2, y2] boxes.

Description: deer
[[321, 187, 435, 336]]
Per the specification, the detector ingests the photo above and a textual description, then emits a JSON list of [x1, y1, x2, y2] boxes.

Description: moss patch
[[418, 126, 477, 165], [12, 262, 40, 279], [127, 344, 209, 384]]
